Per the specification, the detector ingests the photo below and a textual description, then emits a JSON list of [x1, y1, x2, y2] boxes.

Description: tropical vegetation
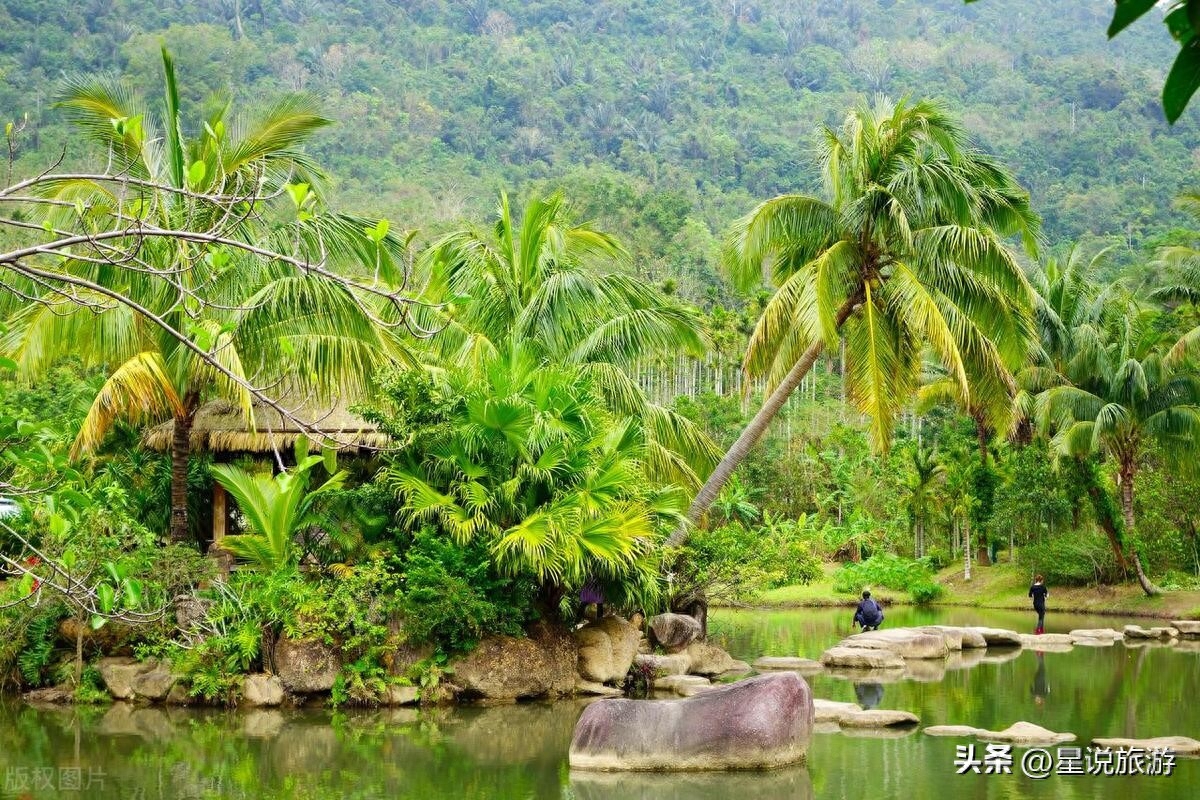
[[4, 4, 1200, 706]]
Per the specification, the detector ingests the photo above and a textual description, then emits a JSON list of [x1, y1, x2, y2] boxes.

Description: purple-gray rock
[[569, 671, 814, 771], [647, 613, 702, 653]]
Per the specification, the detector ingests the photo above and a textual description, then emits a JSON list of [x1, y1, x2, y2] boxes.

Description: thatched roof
[[142, 399, 389, 454]]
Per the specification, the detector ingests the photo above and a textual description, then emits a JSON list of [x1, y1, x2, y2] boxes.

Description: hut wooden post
[[212, 481, 227, 544]]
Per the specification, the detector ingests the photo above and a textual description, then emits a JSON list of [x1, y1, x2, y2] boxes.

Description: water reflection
[[853, 682, 884, 710], [1031, 651, 1049, 706], [3, 608, 1199, 799], [568, 765, 813, 800]]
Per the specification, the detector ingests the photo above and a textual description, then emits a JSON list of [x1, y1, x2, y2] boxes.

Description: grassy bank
[[749, 561, 1200, 620]]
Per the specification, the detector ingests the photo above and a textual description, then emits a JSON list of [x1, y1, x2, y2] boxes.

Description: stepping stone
[[926, 722, 1073, 744], [1092, 736, 1200, 756], [843, 629, 951, 659], [934, 627, 988, 649], [1072, 637, 1115, 647], [1123, 625, 1178, 639], [968, 627, 1023, 647], [835, 709, 920, 728], [977, 721, 1075, 745], [1018, 633, 1075, 646], [753, 656, 824, 674], [1168, 620, 1200, 638], [654, 674, 710, 694], [1069, 628, 1124, 641], [820, 647, 905, 669], [917, 626, 964, 651], [924, 725, 985, 737], [813, 699, 861, 723]]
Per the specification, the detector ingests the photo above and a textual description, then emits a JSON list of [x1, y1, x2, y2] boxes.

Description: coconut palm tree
[[668, 96, 1040, 545], [1, 49, 407, 544], [415, 190, 719, 489], [904, 444, 945, 559], [1009, 243, 1124, 442], [1036, 320, 1200, 596]]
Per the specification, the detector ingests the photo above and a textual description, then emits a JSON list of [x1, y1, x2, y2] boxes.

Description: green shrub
[[833, 553, 942, 603], [921, 548, 952, 571], [397, 527, 533, 654], [1017, 534, 1119, 586], [771, 539, 824, 588], [909, 583, 945, 604]]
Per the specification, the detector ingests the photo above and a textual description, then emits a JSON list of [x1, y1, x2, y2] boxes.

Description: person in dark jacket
[[1028, 575, 1048, 634], [853, 590, 884, 631]]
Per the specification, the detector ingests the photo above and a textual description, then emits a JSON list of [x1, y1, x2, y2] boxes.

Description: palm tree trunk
[[667, 297, 858, 547], [1118, 461, 1160, 597], [963, 515, 972, 581], [169, 393, 200, 545], [973, 412, 990, 466]]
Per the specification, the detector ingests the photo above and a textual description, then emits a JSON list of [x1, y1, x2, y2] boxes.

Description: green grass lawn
[[745, 559, 1200, 620]]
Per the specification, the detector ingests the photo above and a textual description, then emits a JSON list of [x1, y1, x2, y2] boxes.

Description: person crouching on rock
[[1029, 574, 1048, 634], [853, 590, 884, 631]]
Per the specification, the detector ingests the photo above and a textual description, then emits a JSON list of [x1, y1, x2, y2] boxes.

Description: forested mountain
[[2, 0, 1197, 298]]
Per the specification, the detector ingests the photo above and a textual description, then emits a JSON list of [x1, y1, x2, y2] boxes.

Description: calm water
[[3, 607, 1198, 799]]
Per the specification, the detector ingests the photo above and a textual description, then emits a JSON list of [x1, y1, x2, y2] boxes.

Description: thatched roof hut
[[143, 399, 389, 455]]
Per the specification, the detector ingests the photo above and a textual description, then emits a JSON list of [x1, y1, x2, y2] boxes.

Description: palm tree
[[904, 444, 945, 559], [1036, 321, 1200, 596], [415, 190, 719, 489], [1010, 242, 1122, 442], [2, 49, 406, 544], [668, 96, 1039, 545]]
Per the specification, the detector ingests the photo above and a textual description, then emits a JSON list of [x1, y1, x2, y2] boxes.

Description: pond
[[2, 607, 1197, 799]]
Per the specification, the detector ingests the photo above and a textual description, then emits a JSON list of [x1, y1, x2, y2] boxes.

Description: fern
[[17, 613, 61, 687]]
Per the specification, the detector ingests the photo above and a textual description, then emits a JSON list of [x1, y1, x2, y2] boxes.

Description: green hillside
[[2, 0, 1198, 297]]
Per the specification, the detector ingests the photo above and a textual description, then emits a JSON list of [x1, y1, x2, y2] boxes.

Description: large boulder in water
[[576, 617, 641, 684], [648, 613, 702, 652], [569, 672, 814, 771]]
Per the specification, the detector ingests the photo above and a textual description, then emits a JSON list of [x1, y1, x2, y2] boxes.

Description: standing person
[[1029, 574, 1048, 634], [853, 590, 884, 631]]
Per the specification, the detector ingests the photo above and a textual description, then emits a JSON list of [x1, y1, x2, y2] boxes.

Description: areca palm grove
[[1, 50, 408, 544], [670, 97, 1040, 545]]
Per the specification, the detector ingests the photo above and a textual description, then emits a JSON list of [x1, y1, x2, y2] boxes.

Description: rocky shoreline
[[18, 617, 1200, 714]]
